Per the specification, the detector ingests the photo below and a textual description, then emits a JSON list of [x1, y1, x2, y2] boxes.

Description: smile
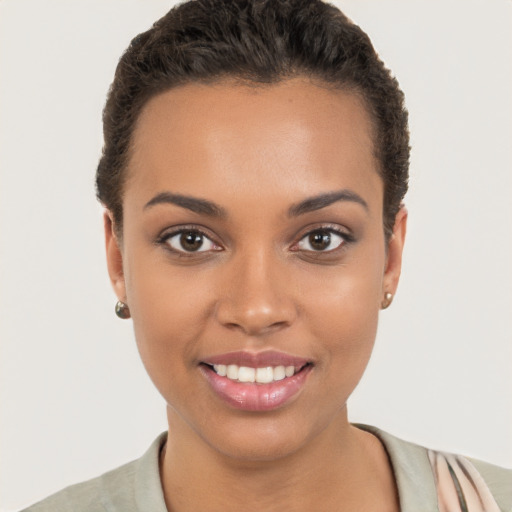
[[212, 364, 300, 383], [200, 351, 313, 411]]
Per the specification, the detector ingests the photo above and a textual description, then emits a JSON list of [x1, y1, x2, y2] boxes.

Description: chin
[[192, 409, 335, 465], [208, 427, 309, 463]]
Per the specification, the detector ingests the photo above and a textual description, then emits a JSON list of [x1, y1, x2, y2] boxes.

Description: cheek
[[307, 280, 379, 362], [123, 251, 216, 387], [130, 271, 211, 335], [300, 248, 384, 379]]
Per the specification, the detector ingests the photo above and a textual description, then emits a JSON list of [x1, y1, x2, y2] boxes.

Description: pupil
[[180, 231, 203, 251], [310, 231, 331, 251]]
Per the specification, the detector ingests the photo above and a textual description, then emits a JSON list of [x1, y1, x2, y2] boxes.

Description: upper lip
[[202, 350, 311, 368]]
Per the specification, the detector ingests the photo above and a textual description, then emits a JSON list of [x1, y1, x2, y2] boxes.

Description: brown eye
[[309, 231, 331, 251], [180, 231, 204, 251], [165, 230, 218, 253], [297, 229, 344, 252]]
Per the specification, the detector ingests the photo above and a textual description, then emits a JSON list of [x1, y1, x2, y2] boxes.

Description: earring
[[381, 292, 393, 310], [115, 300, 131, 319]]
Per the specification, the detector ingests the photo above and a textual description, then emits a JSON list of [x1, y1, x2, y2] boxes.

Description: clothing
[[22, 426, 512, 512]]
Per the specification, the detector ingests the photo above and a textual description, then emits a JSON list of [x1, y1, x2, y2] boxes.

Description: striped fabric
[[428, 450, 501, 512]]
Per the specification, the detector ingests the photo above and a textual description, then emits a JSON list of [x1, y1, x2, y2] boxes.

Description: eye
[[296, 229, 346, 252], [164, 229, 219, 253]]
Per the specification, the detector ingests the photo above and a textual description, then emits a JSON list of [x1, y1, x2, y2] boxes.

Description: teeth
[[255, 367, 273, 383], [285, 366, 295, 377], [226, 364, 239, 380], [238, 366, 256, 382], [273, 366, 286, 381], [212, 364, 302, 383], [213, 364, 227, 376]]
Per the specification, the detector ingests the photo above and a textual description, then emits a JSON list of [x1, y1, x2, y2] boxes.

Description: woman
[[15, 0, 512, 510]]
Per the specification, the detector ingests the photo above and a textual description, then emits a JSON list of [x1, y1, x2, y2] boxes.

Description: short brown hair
[[96, 0, 409, 238]]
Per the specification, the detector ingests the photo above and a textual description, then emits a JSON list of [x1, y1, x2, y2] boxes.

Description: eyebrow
[[144, 192, 226, 218], [288, 189, 369, 217], [144, 189, 368, 218]]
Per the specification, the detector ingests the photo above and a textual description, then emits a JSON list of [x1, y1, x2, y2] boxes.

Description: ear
[[382, 206, 408, 297], [104, 211, 126, 302]]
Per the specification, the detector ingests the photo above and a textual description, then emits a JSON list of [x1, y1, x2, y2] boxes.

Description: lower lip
[[201, 365, 313, 412]]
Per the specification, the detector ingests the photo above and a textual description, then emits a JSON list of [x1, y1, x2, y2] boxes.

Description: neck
[[159, 407, 399, 512]]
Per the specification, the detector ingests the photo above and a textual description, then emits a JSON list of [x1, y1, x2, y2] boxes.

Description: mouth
[[204, 362, 310, 383], [200, 351, 313, 411]]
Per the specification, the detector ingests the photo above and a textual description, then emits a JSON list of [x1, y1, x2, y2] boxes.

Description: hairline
[[113, 74, 382, 230], [108, 77, 393, 250]]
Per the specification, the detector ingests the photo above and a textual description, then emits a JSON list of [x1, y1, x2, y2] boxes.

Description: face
[[105, 79, 406, 462]]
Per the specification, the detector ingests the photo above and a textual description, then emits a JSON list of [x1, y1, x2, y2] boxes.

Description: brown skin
[[105, 78, 406, 511]]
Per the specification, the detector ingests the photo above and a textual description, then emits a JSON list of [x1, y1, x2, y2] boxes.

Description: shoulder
[[20, 433, 168, 512], [355, 424, 512, 512], [428, 451, 512, 512], [465, 456, 512, 510], [20, 460, 138, 512]]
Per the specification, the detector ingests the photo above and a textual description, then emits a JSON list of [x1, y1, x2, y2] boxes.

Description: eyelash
[[291, 225, 355, 254], [156, 226, 221, 257], [156, 224, 354, 257]]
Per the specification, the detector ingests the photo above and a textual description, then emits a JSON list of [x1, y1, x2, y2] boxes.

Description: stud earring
[[115, 301, 131, 319], [381, 292, 393, 310]]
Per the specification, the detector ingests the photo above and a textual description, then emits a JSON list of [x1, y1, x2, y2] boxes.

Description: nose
[[214, 249, 297, 336]]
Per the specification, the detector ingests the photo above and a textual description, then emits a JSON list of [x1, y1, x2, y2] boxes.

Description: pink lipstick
[[200, 350, 313, 411]]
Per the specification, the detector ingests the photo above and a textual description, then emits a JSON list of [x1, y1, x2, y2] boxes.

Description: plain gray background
[[1, 1, 511, 510]]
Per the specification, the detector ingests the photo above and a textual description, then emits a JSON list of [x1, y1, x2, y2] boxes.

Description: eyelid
[[290, 224, 355, 252], [156, 225, 223, 254]]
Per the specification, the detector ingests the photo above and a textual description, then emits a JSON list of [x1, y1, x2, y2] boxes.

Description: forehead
[[126, 79, 381, 211]]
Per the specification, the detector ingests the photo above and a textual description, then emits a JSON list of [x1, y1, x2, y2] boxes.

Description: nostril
[[221, 317, 291, 336], [268, 320, 289, 330], [224, 320, 288, 332], [214, 287, 297, 335]]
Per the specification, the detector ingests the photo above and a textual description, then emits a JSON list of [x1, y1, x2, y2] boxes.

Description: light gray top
[[22, 426, 512, 512]]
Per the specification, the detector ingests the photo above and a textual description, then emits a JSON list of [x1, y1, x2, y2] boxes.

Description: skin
[[105, 78, 406, 511]]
